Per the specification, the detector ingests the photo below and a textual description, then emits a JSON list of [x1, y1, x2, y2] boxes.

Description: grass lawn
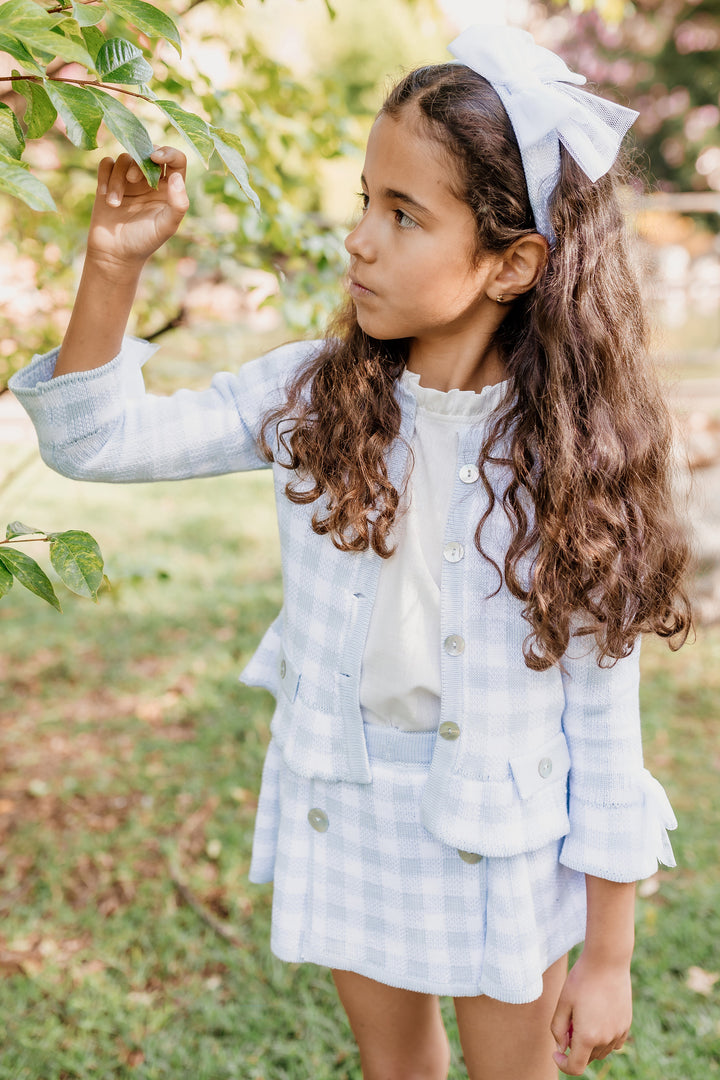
[[1, 445, 719, 1080]]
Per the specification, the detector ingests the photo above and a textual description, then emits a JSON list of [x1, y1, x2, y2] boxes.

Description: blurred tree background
[[537, 0, 720, 194]]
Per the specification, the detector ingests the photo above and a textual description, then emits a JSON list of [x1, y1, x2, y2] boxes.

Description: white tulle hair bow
[[448, 25, 639, 243]]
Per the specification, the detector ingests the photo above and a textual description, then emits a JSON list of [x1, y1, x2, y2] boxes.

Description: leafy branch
[[0, 73, 152, 100], [0, 521, 105, 610], [0, 0, 259, 211]]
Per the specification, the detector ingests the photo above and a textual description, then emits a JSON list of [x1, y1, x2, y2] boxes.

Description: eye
[[357, 191, 369, 211], [394, 208, 418, 230]]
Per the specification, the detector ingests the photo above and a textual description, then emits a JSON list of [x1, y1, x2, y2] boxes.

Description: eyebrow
[[361, 174, 435, 219]]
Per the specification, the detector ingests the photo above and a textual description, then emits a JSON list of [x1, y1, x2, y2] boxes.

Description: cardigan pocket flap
[[278, 648, 301, 702], [509, 731, 571, 801]]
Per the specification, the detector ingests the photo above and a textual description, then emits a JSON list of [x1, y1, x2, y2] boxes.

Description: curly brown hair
[[260, 62, 693, 671]]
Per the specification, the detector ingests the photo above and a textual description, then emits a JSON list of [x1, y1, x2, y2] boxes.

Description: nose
[[345, 213, 376, 262]]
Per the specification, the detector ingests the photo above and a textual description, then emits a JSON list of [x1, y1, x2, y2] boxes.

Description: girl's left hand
[[550, 951, 632, 1076]]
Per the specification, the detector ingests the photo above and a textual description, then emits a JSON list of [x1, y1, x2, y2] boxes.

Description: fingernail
[[108, 193, 121, 206], [169, 172, 183, 188], [153, 148, 166, 159], [98, 182, 107, 195]]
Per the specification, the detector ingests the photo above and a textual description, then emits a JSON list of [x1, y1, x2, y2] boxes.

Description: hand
[[550, 951, 632, 1076], [87, 146, 189, 272]]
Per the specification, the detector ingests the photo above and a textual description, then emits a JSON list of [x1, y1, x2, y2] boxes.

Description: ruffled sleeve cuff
[[559, 768, 678, 883]]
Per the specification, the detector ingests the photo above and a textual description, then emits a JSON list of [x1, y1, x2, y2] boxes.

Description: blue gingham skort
[[249, 724, 587, 1004]]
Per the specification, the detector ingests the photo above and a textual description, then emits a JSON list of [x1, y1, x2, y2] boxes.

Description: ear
[[486, 234, 548, 301]]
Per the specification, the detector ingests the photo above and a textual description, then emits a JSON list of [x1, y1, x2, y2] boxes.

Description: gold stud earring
[[495, 294, 505, 304]]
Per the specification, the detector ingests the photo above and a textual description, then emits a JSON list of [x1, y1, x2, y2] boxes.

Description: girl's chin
[[354, 314, 408, 342]]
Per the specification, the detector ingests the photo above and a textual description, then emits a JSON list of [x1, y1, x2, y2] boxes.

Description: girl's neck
[[406, 336, 508, 395]]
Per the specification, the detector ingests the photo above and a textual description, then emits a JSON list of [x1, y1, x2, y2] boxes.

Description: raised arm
[[54, 147, 189, 378]]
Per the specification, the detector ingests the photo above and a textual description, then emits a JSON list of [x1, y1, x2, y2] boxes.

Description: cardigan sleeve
[[8, 335, 319, 483], [558, 635, 677, 883]]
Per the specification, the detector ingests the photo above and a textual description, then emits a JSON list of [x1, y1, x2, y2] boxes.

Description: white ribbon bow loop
[[448, 25, 639, 242]]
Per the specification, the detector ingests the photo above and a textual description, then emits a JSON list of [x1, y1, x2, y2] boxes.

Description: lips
[[348, 276, 375, 297]]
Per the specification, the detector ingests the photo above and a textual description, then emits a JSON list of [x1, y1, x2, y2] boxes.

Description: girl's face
[[345, 108, 496, 344]]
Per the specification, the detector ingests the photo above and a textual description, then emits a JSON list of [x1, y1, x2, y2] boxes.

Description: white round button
[[443, 634, 465, 656], [458, 850, 482, 864], [439, 721, 461, 741], [443, 541, 465, 563], [459, 464, 480, 484], [308, 808, 329, 832], [537, 757, 553, 779]]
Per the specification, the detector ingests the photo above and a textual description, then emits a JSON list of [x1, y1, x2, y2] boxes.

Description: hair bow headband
[[448, 25, 639, 242]]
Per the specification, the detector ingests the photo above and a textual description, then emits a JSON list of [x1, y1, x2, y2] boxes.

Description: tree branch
[[143, 307, 187, 343], [0, 75, 153, 102], [166, 854, 244, 948], [45, 0, 103, 14]]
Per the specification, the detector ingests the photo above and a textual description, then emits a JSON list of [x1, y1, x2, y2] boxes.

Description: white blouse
[[359, 369, 510, 731]]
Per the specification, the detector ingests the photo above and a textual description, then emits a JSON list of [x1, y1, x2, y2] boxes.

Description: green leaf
[[87, 87, 160, 186], [72, 0, 107, 26], [96, 37, 153, 85], [210, 127, 260, 211], [0, 561, 13, 600], [13, 27, 98, 71], [0, 32, 46, 75], [156, 98, 213, 165], [13, 76, 57, 140], [0, 102, 25, 160], [105, 0, 181, 55], [21, 28, 96, 70], [81, 24, 105, 61], [5, 521, 44, 540], [48, 530, 104, 600], [0, 0, 96, 67], [0, 152, 56, 211], [0, 548, 61, 611], [0, 0, 55, 30], [44, 81, 102, 150]]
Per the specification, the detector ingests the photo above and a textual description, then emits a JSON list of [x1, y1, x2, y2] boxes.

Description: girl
[[11, 24, 692, 1080]]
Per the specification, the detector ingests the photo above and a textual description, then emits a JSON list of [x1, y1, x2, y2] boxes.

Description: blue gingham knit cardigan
[[10, 336, 678, 882]]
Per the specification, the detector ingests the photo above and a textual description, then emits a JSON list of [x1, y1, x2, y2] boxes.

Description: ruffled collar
[[400, 368, 510, 420]]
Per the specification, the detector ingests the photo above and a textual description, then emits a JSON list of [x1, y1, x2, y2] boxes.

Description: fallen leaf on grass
[[686, 966, 719, 995]]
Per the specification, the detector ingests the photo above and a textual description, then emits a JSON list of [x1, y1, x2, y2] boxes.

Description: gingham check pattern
[[11, 337, 677, 882], [250, 727, 587, 1002]]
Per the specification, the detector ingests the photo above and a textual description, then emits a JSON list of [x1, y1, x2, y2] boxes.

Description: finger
[[106, 153, 136, 206], [151, 145, 187, 178], [557, 1030, 597, 1077], [550, 1001, 572, 1054], [165, 169, 190, 217], [97, 156, 114, 196], [588, 1042, 615, 1062]]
